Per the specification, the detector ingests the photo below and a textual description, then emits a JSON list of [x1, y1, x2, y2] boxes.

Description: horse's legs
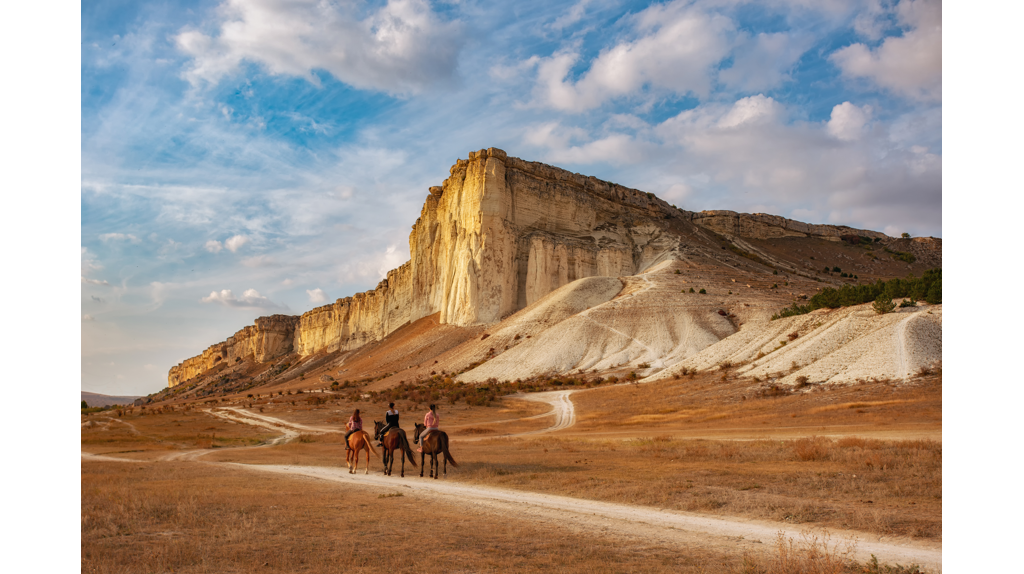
[[420, 450, 425, 477], [364, 446, 371, 474]]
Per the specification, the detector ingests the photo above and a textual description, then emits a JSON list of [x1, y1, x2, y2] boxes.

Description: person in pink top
[[416, 404, 439, 453], [344, 409, 362, 450]]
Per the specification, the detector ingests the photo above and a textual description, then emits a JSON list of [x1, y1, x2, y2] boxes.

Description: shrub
[[698, 288, 706, 294], [872, 294, 896, 314], [899, 299, 917, 308], [689, 287, 695, 293], [674, 269, 680, 274], [81, 400, 88, 409], [793, 437, 830, 461], [794, 375, 810, 389], [638, 362, 651, 369], [901, 232, 911, 238], [832, 266, 841, 273]]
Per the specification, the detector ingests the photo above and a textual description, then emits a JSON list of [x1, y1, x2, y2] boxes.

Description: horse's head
[[413, 422, 424, 444], [373, 420, 383, 439]]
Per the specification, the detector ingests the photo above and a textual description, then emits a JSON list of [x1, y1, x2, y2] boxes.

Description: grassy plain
[[82, 370, 940, 572]]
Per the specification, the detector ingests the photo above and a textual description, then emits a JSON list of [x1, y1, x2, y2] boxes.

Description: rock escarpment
[[168, 148, 919, 388], [170, 148, 683, 387], [167, 315, 298, 386], [689, 210, 888, 242]]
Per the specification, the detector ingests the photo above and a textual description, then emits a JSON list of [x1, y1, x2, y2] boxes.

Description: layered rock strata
[[170, 148, 682, 386], [169, 148, 910, 388], [690, 210, 889, 242]]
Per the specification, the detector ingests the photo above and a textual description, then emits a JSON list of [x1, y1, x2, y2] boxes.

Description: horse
[[413, 422, 458, 479], [345, 430, 377, 474], [373, 420, 417, 477]]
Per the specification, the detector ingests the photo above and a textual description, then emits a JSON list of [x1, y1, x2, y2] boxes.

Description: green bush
[[689, 287, 695, 293], [81, 400, 88, 409], [770, 268, 940, 319], [698, 288, 706, 294], [873, 294, 896, 314]]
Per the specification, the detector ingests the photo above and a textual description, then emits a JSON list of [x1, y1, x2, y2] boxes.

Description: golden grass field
[[82, 369, 940, 573]]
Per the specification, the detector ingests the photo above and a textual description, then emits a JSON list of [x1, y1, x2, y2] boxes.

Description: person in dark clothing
[[377, 402, 399, 446]]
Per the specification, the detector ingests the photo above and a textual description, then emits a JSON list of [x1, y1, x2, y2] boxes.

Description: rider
[[377, 402, 399, 446], [344, 408, 362, 451], [417, 404, 439, 453]]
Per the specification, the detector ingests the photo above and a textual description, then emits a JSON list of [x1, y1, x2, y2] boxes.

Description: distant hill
[[81, 391, 142, 408]]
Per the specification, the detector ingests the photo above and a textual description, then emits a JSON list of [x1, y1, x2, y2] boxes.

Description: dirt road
[[239, 462, 941, 570]]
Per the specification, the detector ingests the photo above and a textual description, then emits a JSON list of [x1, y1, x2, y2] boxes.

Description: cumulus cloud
[[205, 240, 223, 253], [176, 0, 463, 94], [99, 232, 140, 243], [224, 235, 249, 252], [827, 102, 872, 141], [718, 32, 810, 93], [306, 288, 328, 303], [830, 0, 941, 101], [530, 2, 733, 111], [201, 288, 284, 310]]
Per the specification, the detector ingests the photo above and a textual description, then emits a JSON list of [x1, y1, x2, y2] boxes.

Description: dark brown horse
[[413, 422, 458, 479], [345, 430, 377, 474], [373, 420, 417, 477]]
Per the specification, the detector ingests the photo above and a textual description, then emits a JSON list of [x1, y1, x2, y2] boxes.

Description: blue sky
[[81, 0, 942, 395]]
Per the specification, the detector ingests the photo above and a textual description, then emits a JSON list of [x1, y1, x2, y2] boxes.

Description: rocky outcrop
[[690, 210, 889, 242], [169, 147, 692, 387], [168, 148, 937, 388], [168, 315, 298, 386]]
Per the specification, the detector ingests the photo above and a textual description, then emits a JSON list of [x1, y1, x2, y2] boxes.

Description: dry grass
[[571, 371, 941, 440], [442, 434, 941, 540], [83, 460, 748, 573]]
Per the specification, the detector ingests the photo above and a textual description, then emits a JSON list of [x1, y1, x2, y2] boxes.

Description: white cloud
[[529, 2, 733, 111], [717, 95, 784, 129], [82, 277, 111, 286], [307, 288, 328, 303], [718, 32, 810, 93], [205, 240, 223, 253], [830, 0, 941, 101], [99, 232, 140, 243], [378, 245, 404, 279], [827, 102, 872, 141], [224, 234, 249, 252], [549, 0, 594, 31], [201, 288, 284, 310], [176, 0, 463, 94]]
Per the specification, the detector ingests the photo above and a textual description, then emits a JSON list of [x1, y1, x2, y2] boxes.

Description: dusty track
[[82, 392, 941, 570], [239, 463, 941, 570]]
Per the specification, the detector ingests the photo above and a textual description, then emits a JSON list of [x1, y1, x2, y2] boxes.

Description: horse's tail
[[360, 431, 377, 455], [400, 434, 418, 467], [441, 433, 458, 468]]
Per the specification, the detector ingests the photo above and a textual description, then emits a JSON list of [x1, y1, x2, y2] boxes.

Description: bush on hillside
[[770, 268, 940, 319], [873, 294, 896, 314]]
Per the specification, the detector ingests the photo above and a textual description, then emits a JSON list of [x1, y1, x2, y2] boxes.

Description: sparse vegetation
[[771, 269, 940, 319], [699, 288, 707, 294]]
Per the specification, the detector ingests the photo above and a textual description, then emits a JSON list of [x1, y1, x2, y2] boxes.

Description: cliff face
[[167, 315, 298, 386], [169, 147, 688, 387], [689, 210, 889, 241], [168, 148, 908, 388]]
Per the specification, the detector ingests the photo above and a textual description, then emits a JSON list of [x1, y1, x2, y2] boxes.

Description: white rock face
[[169, 148, 682, 386], [646, 304, 943, 386]]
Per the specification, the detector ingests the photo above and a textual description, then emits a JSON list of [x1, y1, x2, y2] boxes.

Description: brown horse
[[413, 422, 458, 479], [345, 430, 377, 474], [373, 421, 417, 477]]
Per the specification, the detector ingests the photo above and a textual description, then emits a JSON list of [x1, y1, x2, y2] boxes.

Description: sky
[[80, 0, 943, 396]]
